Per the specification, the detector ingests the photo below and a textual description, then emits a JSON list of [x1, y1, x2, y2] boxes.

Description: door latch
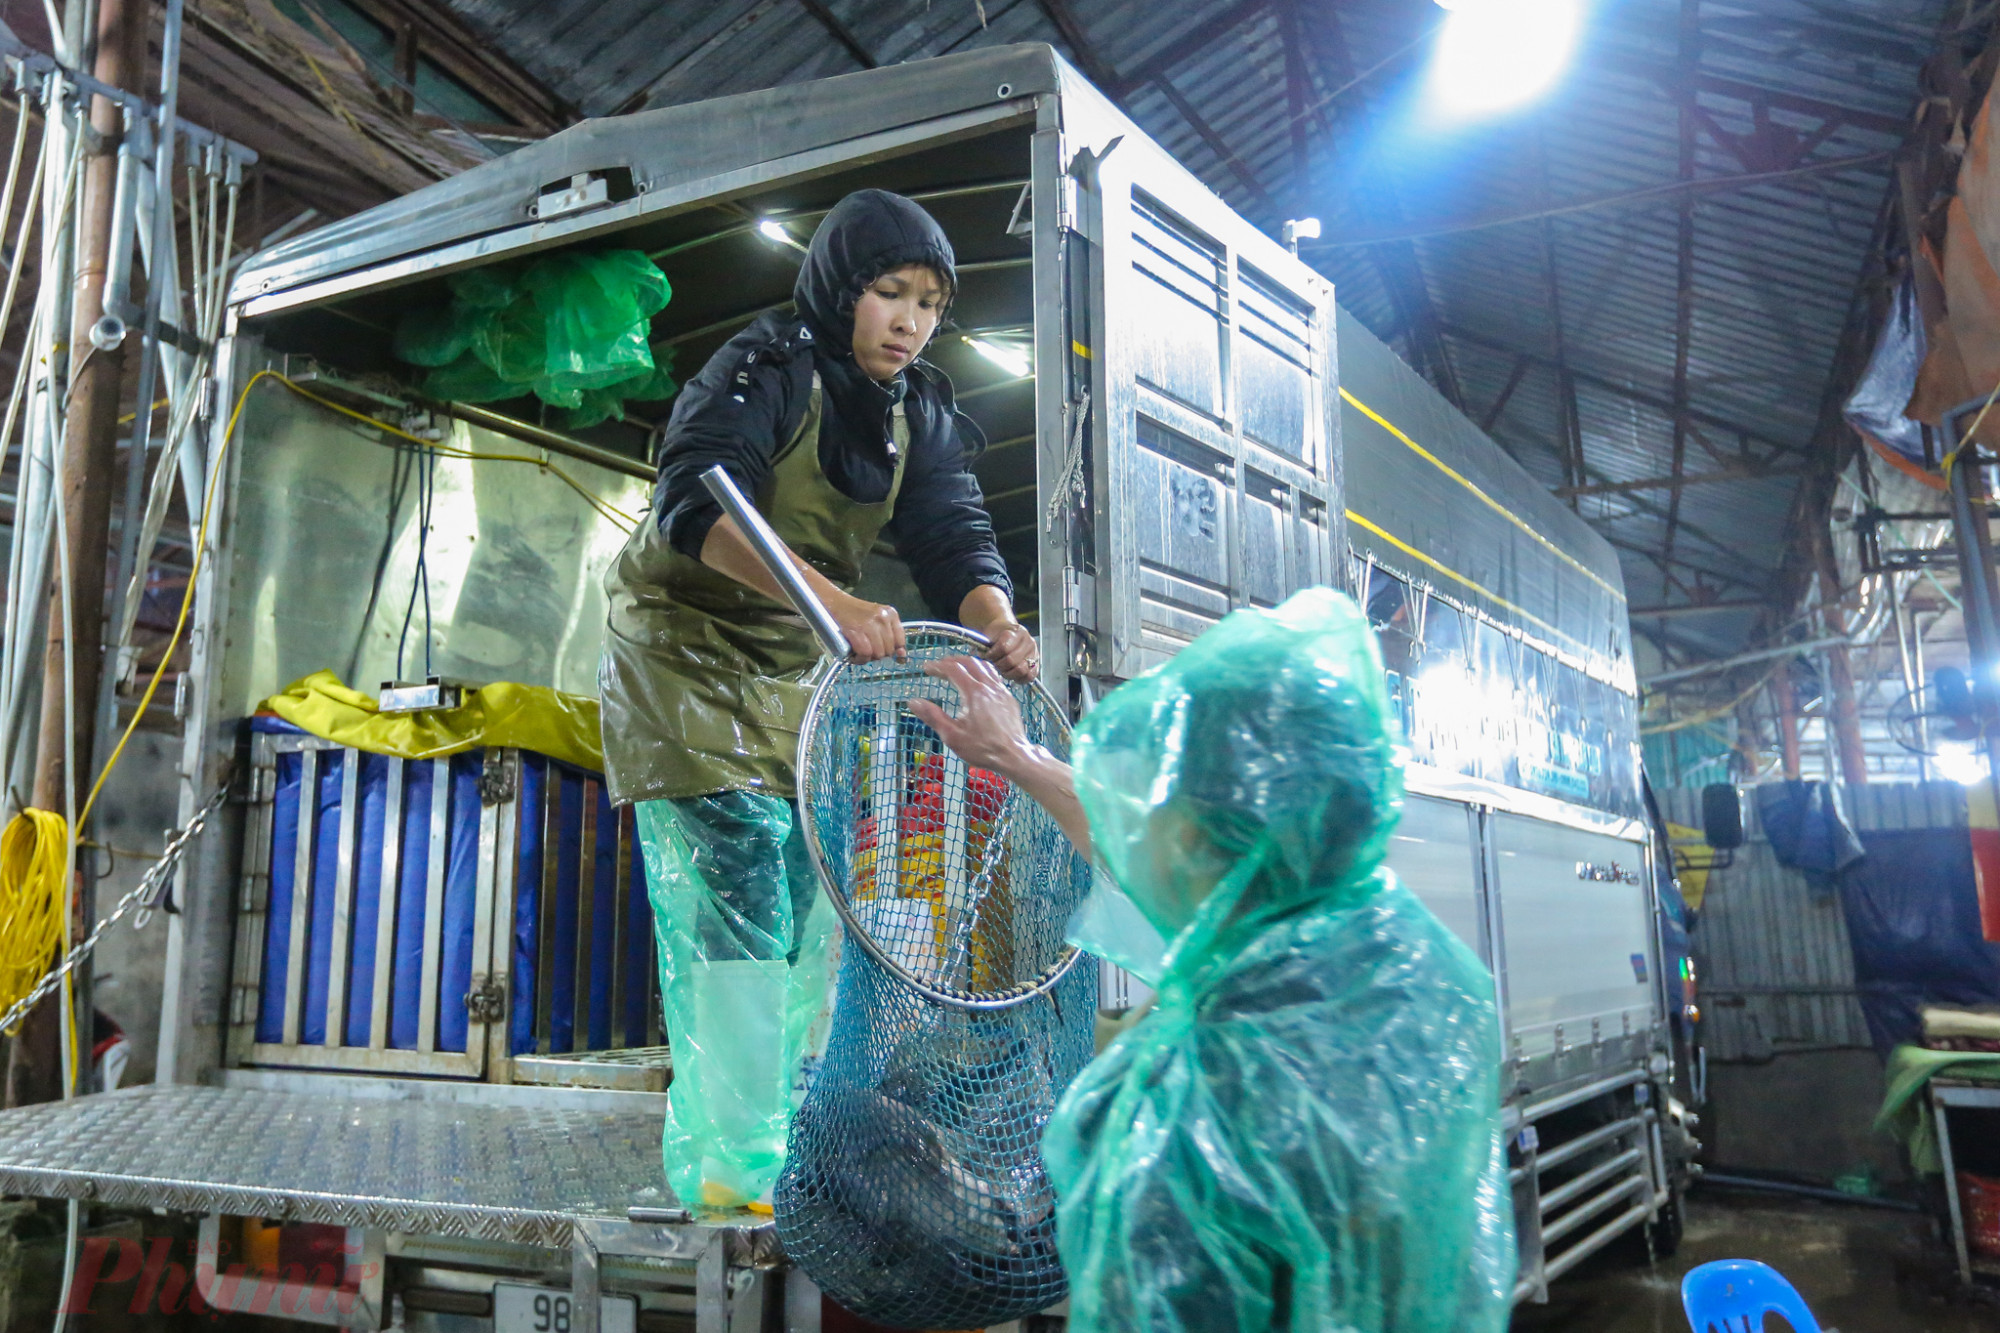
[[464, 974, 507, 1024]]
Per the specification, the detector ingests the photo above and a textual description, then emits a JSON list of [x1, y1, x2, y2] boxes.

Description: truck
[[0, 40, 1700, 1331]]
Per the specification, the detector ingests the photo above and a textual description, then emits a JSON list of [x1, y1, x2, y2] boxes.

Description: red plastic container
[[1960, 1172, 2000, 1257]]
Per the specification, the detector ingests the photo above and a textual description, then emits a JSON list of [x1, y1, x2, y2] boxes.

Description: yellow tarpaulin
[[1666, 821, 1712, 913], [260, 671, 603, 773]]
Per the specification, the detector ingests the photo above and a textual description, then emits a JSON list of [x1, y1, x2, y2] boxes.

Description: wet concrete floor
[[1510, 1190, 2000, 1331]]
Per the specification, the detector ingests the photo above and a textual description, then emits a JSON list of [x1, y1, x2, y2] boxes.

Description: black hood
[[793, 189, 957, 357]]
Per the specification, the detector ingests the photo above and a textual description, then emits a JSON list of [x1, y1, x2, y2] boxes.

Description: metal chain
[[0, 781, 229, 1035]]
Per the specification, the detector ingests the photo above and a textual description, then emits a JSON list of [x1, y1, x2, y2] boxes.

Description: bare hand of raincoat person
[[908, 656, 1028, 769], [907, 657, 1093, 856]]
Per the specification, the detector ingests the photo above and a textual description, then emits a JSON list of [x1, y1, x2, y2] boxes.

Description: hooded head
[[794, 189, 957, 361], [1071, 588, 1404, 951]]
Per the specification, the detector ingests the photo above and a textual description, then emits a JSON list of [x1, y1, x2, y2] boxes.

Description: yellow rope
[[0, 810, 67, 1038], [1942, 378, 2000, 486], [1640, 661, 1782, 735], [0, 365, 263, 1061]]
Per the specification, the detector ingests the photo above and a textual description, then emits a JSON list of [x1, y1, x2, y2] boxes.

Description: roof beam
[[1438, 322, 1802, 456], [1603, 534, 1765, 595], [341, 0, 572, 131], [1154, 77, 1274, 208], [1479, 354, 1532, 432], [1113, 0, 1267, 95], [1630, 599, 1767, 618], [796, 0, 877, 68], [1555, 464, 1807, 498], [1663, 0, 1702, 569], [1278, 0, 1312, 214], [1310, 149, 1890, 248], [1540, 211, 1586, 503], [1309, 7, 1465, 409], [1621, 65, 1911, 140]]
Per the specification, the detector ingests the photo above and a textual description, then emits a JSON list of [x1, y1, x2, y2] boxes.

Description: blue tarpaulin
[[1756, 780, 1866, 899], [254, 721, 652, 1055], [257, 734, 480, 1051]]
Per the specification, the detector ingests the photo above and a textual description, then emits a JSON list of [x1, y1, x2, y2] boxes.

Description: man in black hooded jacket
[[598, 189, 1034, 1210]]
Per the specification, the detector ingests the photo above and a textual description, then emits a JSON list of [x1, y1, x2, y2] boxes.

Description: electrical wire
[[268, 373, 640, 530], [395, 441, 435, 681]]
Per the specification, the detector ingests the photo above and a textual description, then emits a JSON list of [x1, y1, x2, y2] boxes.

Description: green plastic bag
[[566, 344, 680, 430], [1045, 587, 1516, 1333], [635, 791, 835, 1211], [393, 249, 675, 426]]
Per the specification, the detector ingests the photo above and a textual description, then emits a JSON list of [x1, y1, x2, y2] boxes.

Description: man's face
[[852, 263, 946, 381]]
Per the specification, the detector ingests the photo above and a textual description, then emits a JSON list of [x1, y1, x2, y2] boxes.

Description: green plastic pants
[[634, 792, 835, 1210]]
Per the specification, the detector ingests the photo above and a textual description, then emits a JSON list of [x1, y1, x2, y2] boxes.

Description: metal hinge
[[1057, 174, 1080, 234], [1063, 566, 1082, 626], [464, 974, 507, 1024]]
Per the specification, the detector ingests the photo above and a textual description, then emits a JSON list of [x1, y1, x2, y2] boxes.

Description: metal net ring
[[796, 622, 1086, 1011]]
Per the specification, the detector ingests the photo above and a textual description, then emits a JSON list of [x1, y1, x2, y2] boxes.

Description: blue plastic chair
[[1681, 1260, 1823, 1333]]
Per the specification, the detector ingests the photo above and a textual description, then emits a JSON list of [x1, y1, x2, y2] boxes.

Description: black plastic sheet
[[1840, 828, 2000, 1055]]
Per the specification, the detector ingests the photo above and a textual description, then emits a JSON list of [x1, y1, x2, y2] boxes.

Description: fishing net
[[777, 625, 1096, 1330]]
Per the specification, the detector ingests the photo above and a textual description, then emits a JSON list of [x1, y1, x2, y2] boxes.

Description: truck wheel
[[1645, 1182, 1685, 1259]]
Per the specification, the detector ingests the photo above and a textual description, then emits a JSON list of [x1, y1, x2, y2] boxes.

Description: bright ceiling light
[[963, 335, 1031, 378], [756, 219, 809, 253], [1431, 0, 1582, 116], [1934, 742, 1989, 787]]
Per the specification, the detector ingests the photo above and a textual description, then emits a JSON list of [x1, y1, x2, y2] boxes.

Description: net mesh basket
[[777, 625, 1096, 1329]]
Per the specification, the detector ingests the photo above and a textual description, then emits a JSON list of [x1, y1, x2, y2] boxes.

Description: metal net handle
[[796, 621, 1085, 1012]]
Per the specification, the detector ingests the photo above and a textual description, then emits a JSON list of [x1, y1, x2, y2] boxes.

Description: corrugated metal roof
[[427, 0, 1952, 654]]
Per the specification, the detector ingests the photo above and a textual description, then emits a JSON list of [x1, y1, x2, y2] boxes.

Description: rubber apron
[[600, 374, 908, 802]]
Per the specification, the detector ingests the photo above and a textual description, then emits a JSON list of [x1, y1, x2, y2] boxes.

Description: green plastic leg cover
[[635, 793, 834, 1210]]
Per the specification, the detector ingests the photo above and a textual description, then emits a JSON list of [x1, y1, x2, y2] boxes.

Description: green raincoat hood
[[1071, 587, 1403, 966]]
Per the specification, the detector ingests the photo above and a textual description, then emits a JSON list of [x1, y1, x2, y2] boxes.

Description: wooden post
[[9, 0, 147, 1108], [1774, 672, 1802, 781]]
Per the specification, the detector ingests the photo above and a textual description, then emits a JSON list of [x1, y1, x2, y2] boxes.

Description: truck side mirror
[[1701, 782, 1744, 851]]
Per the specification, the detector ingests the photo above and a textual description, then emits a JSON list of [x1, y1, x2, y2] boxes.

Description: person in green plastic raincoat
[[906, 587, 1516, 1333], [598, 190, 1038, 1212]]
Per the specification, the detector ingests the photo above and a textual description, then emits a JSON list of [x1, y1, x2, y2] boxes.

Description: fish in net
[[779, 626, 1096, 1330]]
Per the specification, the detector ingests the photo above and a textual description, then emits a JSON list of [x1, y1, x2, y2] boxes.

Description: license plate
[[493, 1282, 637, 1333]]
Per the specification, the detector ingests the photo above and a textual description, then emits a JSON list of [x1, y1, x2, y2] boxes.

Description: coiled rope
[[0, 809, 67, 1037]]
